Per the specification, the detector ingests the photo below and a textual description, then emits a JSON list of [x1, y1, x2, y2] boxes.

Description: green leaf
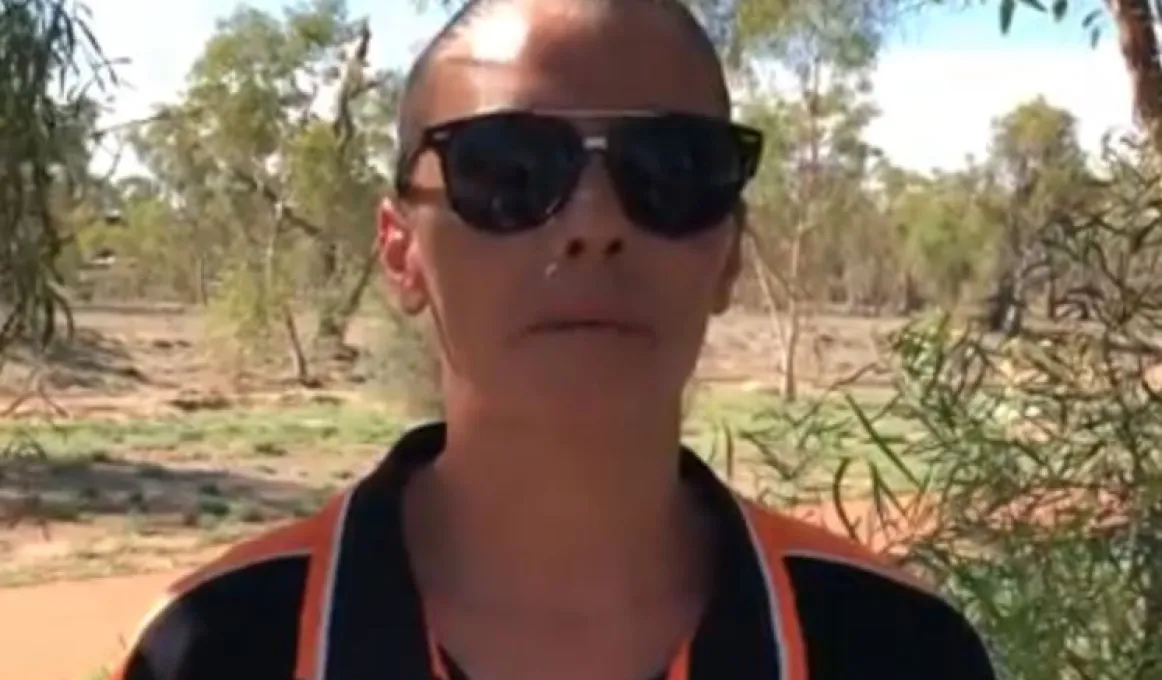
[[1081, 8, 1102, 28], [1000, 0, 1017, 43], [831, 457, 860, 541], [1051, 0, 1068, 20]]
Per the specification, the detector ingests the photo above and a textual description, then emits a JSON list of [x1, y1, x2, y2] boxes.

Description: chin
[[503, 363, 678, 421]]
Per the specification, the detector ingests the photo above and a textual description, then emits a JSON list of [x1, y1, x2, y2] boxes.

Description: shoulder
[[111, 512, 321, 680], [739, 499, 997, 680]]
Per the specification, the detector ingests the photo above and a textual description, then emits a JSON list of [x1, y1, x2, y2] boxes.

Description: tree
[[982, 97, 1090, 334], [739, 0, 881, 401], [116, 0, 401, 378], [746, 135, 1162, 680], [882, 163, 1001, 311], [990, 0, 1162, 157], [0, 0, 115, 351]]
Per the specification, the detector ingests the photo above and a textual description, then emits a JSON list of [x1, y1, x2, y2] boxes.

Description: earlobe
[[378, 199, 428, 316]]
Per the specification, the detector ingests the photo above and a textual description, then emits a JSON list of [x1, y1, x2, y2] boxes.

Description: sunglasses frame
[[393, 109, 765, 236]]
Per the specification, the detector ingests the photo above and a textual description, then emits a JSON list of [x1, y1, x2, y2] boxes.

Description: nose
[[550, 153, 632, 263]]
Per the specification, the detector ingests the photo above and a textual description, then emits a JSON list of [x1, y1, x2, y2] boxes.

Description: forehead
[[420, 1, 725, 125]]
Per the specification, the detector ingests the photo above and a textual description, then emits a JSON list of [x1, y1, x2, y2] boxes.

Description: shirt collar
[[318, 421, 782, 680]]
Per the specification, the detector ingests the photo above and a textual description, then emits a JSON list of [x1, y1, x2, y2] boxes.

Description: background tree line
[[5, 0, 1113, 378], [7, 0, 1162, 360]]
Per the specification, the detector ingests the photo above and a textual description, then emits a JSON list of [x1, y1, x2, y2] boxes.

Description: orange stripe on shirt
[[294, 488, 355, 680]]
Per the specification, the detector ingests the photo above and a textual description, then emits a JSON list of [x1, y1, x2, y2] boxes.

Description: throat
[[402, 453, 714, 618], [398, 419, 718, 680], [413, 495, 711, 680]]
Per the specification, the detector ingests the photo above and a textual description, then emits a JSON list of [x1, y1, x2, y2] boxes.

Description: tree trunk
[[313, 244, 379, 360], [1045, 261, 1059, 321], [312, 240, 342, 351], [778, 53, 825, 403], [310, 20, 377, 356], [986, 269, 1022, 335], [747, 236, 790, 387], [900, 271, 924, 314], [1107, 0, 1162, 155], [781, 226, 803, 403], [282, 304, 319, 388], [987, 206, 1030, 336]]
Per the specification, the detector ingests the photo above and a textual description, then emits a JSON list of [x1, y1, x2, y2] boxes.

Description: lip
[[526, 315, 652, 337]]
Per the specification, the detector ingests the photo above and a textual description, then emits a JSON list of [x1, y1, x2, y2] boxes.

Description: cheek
[[664, 232, 736, 310], [417, 224, 532, 368], [647, 234, 736, 348]]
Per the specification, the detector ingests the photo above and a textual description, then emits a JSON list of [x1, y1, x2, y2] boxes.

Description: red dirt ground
[[0, 569, 184, 680]]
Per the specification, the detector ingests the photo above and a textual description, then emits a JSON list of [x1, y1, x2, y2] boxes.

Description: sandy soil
[[0, 569, 186, 680]]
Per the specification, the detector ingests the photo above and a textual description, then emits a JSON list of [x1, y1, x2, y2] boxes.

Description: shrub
[[744, 138, 1162, 679]]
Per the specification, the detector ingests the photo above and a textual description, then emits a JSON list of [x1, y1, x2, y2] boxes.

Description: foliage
[[0, 0, 113, 350], [747, 137, 1162, 680], [81, 0, 407, 379], [361, 288, 443, 420], [982, 0, 1162, 163], [59, 0, 1106, 395]]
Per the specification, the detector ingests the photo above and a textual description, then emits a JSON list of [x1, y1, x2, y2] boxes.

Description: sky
[[89, 0, 1134, 174]]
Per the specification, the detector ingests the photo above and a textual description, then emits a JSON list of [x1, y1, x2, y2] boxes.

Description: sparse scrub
[[361, 292, 443, 420], [203, 261, 294, 380], [745, 137, 1162, 680]]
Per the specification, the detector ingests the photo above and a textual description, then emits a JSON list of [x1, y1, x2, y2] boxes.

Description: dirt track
[[0, 569, 184, 680]]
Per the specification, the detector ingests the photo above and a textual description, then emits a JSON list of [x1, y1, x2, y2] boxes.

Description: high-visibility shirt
[[111, 422, 996, 680]]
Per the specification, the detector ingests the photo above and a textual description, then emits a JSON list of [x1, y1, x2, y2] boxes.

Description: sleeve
[[785, 553, 998, 679]]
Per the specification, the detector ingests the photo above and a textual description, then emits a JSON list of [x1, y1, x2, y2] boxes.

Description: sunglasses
[[394, 110, 764, 239]]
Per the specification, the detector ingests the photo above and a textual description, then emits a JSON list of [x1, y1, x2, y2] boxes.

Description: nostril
[[565, 239, 585, 258], [605, 239, 624, 257]]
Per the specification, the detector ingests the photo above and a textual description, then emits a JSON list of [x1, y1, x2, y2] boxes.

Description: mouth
[[528, 318, 651, 337]]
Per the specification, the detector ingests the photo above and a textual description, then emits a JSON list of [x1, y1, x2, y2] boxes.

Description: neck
[[403, 387, 710, 616]]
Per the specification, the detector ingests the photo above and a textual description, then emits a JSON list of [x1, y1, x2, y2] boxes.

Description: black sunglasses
[[394, 110, 764, 239]]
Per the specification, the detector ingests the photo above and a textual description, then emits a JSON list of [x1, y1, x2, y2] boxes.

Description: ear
[[378, 198, 428, 316], [711, 204, 745, 315]]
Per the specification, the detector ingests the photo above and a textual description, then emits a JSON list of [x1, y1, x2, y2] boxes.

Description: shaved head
[[394, 0, 730, 171]]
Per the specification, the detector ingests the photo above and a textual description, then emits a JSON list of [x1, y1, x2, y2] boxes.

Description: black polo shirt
[[112, 422, 996, 680]]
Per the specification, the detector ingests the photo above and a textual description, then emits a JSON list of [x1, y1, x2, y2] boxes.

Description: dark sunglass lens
[[442, 114, 581, 233], [608, 116, 749, 238]]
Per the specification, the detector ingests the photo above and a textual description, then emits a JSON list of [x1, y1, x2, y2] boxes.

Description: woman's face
[[381, 0, 745, 419]]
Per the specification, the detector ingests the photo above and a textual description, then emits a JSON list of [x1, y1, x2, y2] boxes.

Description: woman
[[112, 0, 997, 678]]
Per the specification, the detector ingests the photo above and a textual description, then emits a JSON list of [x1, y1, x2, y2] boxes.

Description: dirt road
[[0, 570, 182, 680]]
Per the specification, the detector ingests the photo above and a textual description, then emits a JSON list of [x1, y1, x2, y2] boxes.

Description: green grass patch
[[683, 384, 928, 499], [1, 385, 922, 501], [0, 402, 407, 459]]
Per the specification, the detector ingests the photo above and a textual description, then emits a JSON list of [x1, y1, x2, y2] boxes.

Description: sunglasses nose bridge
[[551, 134, 637, 245], [573, 135, 609, 175], [581, 136, 608, 154], [568, 135, 623, 209]]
